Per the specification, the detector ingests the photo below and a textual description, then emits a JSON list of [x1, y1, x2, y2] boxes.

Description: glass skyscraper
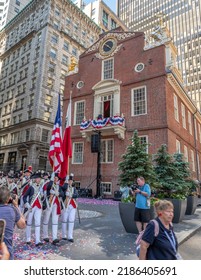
[[117, 0, 201, 111]]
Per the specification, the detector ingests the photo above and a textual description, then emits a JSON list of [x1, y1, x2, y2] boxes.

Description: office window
[[51, 34, 58, 44], [63, 41, 69, 51], [49, 48, 57, 59], [73, 142, 83, 164], [74, 101, 85, 125], [25, 129, 30, 141], [174, 94, 179, 122], [102, 58, 114, 80], [101, 139, 113, 163], [132, 86, 147, 116], [181, 103, 186, 129], [62, 54, 68, 65], [41, 129, 49, 142]]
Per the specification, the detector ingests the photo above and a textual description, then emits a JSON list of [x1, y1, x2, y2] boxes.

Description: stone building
[[0, 0, 100, 172], [64, 26, 201, 198]]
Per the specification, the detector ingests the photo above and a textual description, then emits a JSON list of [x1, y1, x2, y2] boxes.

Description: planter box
[[118, 202, 138, 234], [166, 198, 187, 223], [185, 196, 198, 215], [119, 202, 156, 233]]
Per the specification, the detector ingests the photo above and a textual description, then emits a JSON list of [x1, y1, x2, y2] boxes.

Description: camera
[[8, 193, 17, 204], [130, 184, 138, 191]]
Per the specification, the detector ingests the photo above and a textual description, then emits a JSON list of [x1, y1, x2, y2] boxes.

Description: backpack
[[135, 219, 159, 258]]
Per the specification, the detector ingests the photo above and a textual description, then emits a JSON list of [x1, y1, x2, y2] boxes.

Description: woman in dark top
[[139, 200, 181, 260]]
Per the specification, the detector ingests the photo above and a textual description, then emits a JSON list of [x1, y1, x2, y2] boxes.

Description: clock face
[[100, 38, 117, 56]]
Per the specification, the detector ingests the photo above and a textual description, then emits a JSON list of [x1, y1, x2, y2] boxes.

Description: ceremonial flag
[[48, 94, 63, 172], [59, 96, 72, 179]]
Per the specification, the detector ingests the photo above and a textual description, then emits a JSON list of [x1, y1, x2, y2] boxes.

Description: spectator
[[139, 200, 181, 260], [132, 176, 151, 233], [0, 186, 26, 260], [0, 242, 10, 260]]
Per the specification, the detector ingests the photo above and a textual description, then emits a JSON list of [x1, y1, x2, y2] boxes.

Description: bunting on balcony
[[80, 116, 124, 130]]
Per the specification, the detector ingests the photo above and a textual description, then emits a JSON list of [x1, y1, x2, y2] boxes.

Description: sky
[[84, 0, 117, 13]]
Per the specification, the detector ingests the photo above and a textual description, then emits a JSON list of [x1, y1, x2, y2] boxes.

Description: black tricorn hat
[[31, 172, 42, 179], [8, 174, 14, 179]]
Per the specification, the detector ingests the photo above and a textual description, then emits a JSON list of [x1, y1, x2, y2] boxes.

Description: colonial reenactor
[[19, 166, 33, 212], [7, 174, 18, 195], [61, 173, 78, 243], [23, 172, 43, 246], [42, 172, 64, 245], [0, 171, 7, 187]]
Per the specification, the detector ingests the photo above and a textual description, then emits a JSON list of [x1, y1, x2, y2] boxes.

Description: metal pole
[[96, 131, 101, 198]]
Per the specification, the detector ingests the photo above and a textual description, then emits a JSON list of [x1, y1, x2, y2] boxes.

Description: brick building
[[64, 27, 201, 198]]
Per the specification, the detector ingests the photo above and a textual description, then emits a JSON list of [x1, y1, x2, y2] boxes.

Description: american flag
[[48, 94, 63, 172]]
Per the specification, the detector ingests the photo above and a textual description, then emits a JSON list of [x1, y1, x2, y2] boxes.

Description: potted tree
[[154, 145, 189, 223], [118, 130, 157, 233], [185, 179, 198, 215]]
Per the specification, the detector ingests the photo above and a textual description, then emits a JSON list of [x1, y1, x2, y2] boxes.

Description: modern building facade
[[73, 0, 127, 32], [117, 0, 201, 112], [0, 0, 30, 29], [0, 0, 100, 172], [64, 27, 201, 198]]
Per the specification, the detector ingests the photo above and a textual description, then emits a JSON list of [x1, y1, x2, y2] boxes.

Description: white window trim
[[102, 57, 114, 80], [72, 142, 84, 164], [139, 135, 148, 153], [174, 93, 179, 122], [176, 139, 181, 153], [101, 182, 112, 195], [101, 139, 114, 164], [74, 100, 85, 126], [184, 145, 188, 162], [188, 111, 192, 135], [181, 103, 186, 129], [131, 86, 147, 116], [190, 149, 195, 172]]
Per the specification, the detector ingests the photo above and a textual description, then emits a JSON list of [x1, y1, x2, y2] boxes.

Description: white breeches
[[26, 206, 42, 244], [61, 204, 76, 239], [42, 203, 59, 240]]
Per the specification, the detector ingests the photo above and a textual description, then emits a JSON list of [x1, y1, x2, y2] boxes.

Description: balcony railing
[[80, 115, 126, 140]]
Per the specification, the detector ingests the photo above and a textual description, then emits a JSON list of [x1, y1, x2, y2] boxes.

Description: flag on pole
[[48, 94, 63, 172], [59, 96, 72, 179]]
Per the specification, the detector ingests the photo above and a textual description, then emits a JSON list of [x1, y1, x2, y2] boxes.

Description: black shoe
[[26, 241, 31, 245], [35, 242, 43, 247], [43, 238, 49, 242], [52, 239, 60, 245], [68, 239, 74, 243], [62, 237, 68, 240]]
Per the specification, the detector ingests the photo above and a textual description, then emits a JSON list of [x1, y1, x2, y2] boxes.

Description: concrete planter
[[166, 198, 187, 223], [118, 202, 138, 234], [185, 195, 198, 215]]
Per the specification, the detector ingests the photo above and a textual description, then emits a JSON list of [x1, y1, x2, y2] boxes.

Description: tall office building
[[0, 0, 30, 28], [117, 0, 201, 111], [0, 0, 100, 172], [73, 0, 127, 32]]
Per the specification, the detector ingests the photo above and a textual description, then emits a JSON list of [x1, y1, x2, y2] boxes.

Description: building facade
[[117, 0, 201, 112], [64, 27, 201, 198], [0, 0, 30, 29], [73, 0, 127, 32], [0, 0, 100, 172]]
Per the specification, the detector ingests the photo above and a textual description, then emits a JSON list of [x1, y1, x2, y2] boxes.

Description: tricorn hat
[[31, 172, 42, 179]]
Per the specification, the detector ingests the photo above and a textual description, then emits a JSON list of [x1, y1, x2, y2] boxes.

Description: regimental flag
[[48, 94, 63, 172], [59, 96, 72, 179]]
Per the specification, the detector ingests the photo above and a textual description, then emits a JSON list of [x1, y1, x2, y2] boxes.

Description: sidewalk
[[13, 198, 201, 260]]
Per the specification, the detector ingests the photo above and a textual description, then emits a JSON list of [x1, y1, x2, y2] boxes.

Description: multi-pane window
[[190, 149, 195, 171], [184, 145, 188, 162], [139, 135, 148, 153], [11, 132, 19, 144], [0, 135, 8, 146], [49, 48, 57, 59], [8, 152, 17, 165], [102, 58, 114, 80], [181, 103, 186, 129], [62, 54, 68, 65], [0, 153, 4, 169], [102, 10, 108, 27], [73, 142, 83, 164], [63, 41, 69, 51], [75, 101, 85, 125], [45, 95, 52, 106], [51, 34, 58, 44], [100, 182, 112, 195], [174, 94, 179, 122], [41, 129, 49, 142], [25, 129, 30, 141], [101, 94, 114, 118], [132, 86, 147, 116], [101, 139, 113, 163], [48, 61, 55, 73], [188, 111, 192, 135], [198, 123, 201, 143], [176, 139, 181, 153]]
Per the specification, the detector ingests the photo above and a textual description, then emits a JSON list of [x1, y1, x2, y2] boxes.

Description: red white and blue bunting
[[80, 116, 125, 130]]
